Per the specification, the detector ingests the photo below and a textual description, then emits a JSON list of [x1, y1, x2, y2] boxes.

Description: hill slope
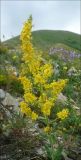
[[4, 30, 81, 51]]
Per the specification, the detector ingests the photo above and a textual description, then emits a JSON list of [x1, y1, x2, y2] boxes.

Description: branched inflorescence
[[19, 16, 69, 124]]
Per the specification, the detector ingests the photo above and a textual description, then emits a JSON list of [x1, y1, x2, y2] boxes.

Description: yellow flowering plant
[[19, 16, 70, 159], [57, 109, 69, 120]]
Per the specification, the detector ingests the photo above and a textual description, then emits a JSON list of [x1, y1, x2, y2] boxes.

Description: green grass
[[4, 30, 81, 51]]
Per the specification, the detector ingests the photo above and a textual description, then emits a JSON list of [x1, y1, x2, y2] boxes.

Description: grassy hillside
[[4, 30, 81, 51]]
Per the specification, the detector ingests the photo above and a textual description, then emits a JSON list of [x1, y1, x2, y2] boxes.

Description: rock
[[5, 110, 12, 118], [36, 148, 44, 156], [0, 89, 5, 99], [29, 123, 40, 136], [2, 93, 18, 106], [1, 91, 20, 114]]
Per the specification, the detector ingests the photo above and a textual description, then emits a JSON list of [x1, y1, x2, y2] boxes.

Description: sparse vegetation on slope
[[3, 30, 81, 51]]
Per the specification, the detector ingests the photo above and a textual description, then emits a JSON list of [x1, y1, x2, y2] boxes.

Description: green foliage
[[0, 74, 8, 86], [0, 43, 8, 55], [0, 73, 23, 95], [10, 77, 24, 95], [53, 147, 63, 160]]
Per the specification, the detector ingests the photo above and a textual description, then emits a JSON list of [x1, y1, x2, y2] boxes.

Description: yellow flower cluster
[[51, 79, 68, 97], [44, 79, 67, 101], [20, 101, 31, 116], [38, 93, 47, 103], [31, 112, 38, 120], [34, 73, 45, 85], [34, 64, 53, 85], [41, 100, 53, 116], [24, 92, 36, 104], [41, 63, 53, 80], [20, 16, 33, 54], [19, 76, 37, 120], [45, 79, 67, 91], [19, 16, 68, 122], [20, 101, 38, 120], [44, 126, 52, 133], [28, 60, 41, 76], [19, 76, 32, 92], [57, 109, 69, 120], [20, 16, 41, 77]]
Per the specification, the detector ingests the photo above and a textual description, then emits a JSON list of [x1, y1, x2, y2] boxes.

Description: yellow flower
[[19, 76, 32, 92], [41, 63, 53, 80], [44, 126, 52, 133], [19, 16, 68, 124], [45, 79, 67, 92], [39, 93, 47, 103], [24, 92, 36, 103], [41, 100, 53, 116], [31, 112, 38, 120], [34, 73, 45, 84], [57, 109, 69, 120], [20, 101, 32, 116], [28, 60, 41, 75]]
